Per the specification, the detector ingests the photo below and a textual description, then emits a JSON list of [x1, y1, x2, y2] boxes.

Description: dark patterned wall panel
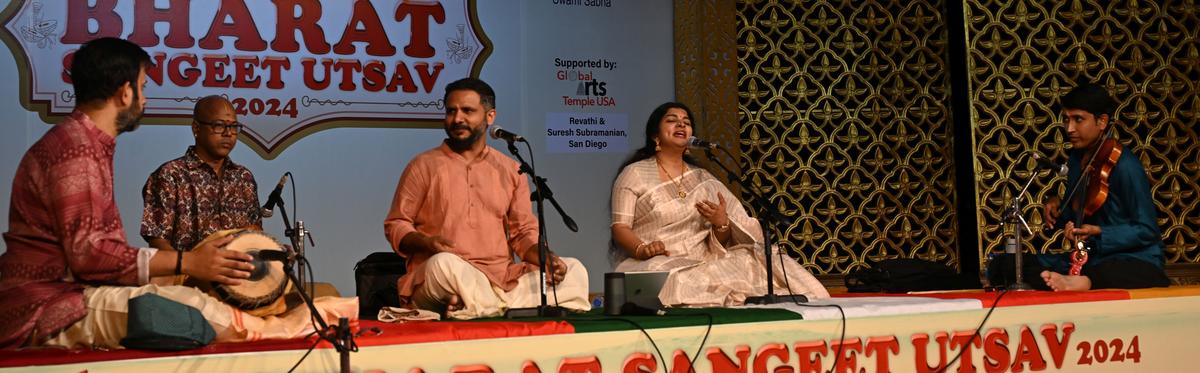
[[676, 0, 742, 179], [967, 1, 1200, 267], [736, 1, 960, 274]]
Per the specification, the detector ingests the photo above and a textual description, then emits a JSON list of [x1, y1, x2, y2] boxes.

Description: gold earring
[[655, 139, 661, 152], [684, 148, 691, 155]]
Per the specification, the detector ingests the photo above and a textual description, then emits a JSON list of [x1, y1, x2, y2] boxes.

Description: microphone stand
[[701, 148, 805, 304], [271, 192, 315, 298], [265, 188, 354, 372], [281, 257, 355, 372], [501, 139, 570, 318], [531, 175, 579, 233], [1001, 170, 1037, 290]]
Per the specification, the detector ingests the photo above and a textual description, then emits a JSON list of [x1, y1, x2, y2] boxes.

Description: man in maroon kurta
[[0, 37, 254, 348]]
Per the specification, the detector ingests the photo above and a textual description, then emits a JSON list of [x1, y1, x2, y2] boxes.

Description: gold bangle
[[715, 224, 730, 233], [634, 242, 650, 257]]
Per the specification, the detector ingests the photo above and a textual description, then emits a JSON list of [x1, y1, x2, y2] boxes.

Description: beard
[[445, 123, 484, 152], [115, 99, 144, 134]]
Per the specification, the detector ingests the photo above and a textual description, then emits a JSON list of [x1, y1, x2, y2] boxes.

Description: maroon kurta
[[0, 111, 143, 347]]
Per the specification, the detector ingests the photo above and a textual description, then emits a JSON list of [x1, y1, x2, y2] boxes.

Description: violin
[[1078, 137, 1123, 217], [1055, 127, 1122, 275], [1062, 135, 1122, 275]]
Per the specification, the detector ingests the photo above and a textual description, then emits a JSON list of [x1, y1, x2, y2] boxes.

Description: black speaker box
[[354, 252, 407, 320]]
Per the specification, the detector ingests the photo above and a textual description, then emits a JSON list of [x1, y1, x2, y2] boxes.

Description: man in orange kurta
[[384, 78, 589, 319]]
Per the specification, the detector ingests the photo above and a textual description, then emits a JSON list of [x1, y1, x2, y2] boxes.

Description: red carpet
[[0, 319, 575, 368]]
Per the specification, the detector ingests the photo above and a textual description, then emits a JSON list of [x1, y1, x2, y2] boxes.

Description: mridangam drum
[[187, 229, 293, 317]]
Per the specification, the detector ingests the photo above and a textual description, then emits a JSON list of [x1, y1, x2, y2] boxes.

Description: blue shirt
[[1041, 145, 1165, 272]]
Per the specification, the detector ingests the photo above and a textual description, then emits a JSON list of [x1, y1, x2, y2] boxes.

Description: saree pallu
[[611, 158, 829, 306]]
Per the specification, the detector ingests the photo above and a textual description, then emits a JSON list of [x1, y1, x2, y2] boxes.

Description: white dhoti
[[410, 252, 590, 319], [44, 284, 358, 349]]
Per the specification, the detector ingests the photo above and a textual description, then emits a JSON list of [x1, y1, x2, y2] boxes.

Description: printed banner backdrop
[[3, 0, 488, 158], [7, 295, 1198, 372], [0, 0, 675, 295]]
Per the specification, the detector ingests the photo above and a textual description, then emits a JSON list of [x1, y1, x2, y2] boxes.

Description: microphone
[[488, 126, 525, 142], [261, 173, 287, 218], [687, 136, 719, 149], [1031, 153, 1068, 176]]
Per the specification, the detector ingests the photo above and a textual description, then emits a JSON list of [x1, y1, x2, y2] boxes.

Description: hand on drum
[[188, 235, 255, 285]]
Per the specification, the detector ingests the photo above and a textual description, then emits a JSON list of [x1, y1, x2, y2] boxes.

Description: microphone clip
[[688, 136, 719, 150]]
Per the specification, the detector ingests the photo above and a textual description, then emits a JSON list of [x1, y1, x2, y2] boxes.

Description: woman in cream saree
[[610, 103, 829, 307]]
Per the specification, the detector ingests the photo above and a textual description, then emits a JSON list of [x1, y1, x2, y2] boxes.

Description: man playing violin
[[1040, 82, 1170, 291]]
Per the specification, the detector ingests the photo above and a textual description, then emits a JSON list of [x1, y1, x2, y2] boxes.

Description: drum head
[[210, 230, 291, 312]]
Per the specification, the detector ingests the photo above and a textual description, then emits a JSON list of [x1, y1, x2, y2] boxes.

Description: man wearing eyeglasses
[[140, 95, 262, 259]]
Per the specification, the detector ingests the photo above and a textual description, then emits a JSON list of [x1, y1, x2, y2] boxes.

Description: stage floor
[[2, 286, 1198, 372]]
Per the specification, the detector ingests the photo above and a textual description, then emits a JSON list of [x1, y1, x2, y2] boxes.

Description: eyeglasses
[[195, 119, 244, 135]]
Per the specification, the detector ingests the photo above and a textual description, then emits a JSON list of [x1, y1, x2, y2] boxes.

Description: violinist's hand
[[1064, 222, 1102, 243], [1043, 197, 1061, 228]]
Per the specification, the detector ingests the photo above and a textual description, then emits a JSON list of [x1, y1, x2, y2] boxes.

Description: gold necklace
[[657, 158, 687, 199]]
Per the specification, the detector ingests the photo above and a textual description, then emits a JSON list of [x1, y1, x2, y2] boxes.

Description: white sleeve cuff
[[137, 248, 158, 285]]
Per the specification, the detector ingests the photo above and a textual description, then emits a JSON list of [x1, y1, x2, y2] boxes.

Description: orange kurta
[[384, 143, 539, 299]]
